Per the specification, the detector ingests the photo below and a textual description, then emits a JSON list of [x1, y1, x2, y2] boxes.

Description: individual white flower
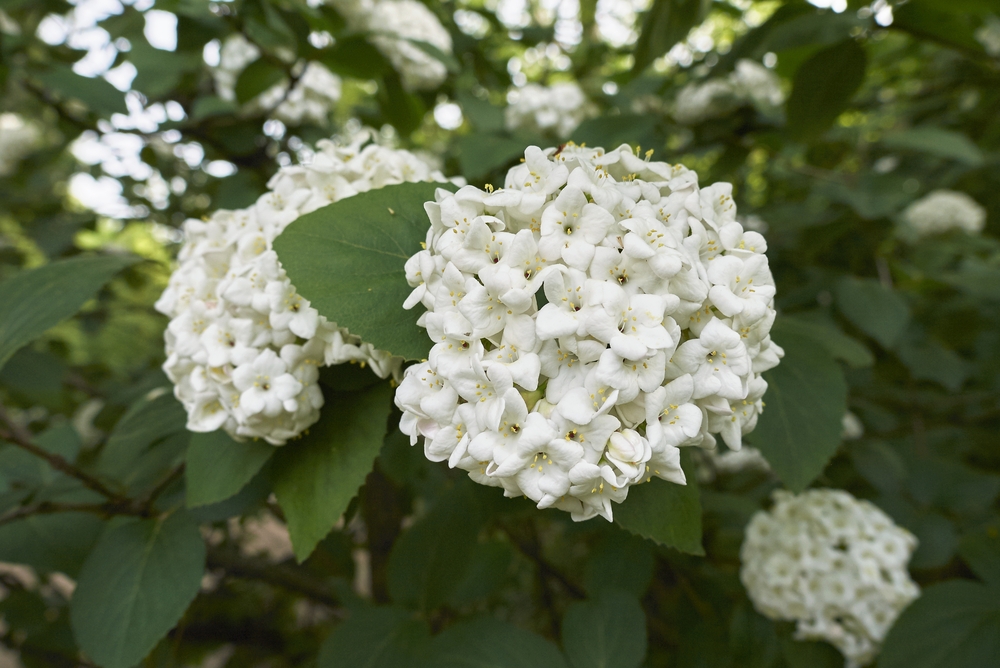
[[901, 189, 986, 238], [0, 113, 42, 175], [741, 489, 920, 668], [158, 129, 456, 445], [505, 82, 596, 137], [396, 142, 782, 521]]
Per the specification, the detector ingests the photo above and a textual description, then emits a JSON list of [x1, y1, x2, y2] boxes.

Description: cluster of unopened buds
[[397, 142, 783, 521], [157, 130, 450, 445]]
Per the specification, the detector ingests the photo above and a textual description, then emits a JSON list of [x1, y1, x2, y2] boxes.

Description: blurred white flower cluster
[[673, 59, 784, 125], [398, 142, 783, 521], [156, 130, 451, 445], [0, 113, 42, 176], [901, 189, 986, 238], [976, 15, 1000, 57], [331, 0, 453, 91], [505, 82, 595, 137], [741, 489, 920, 668], [214, 34, 342, 125]]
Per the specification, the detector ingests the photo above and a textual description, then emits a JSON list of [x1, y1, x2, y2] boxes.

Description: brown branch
[[0, 500, 147, 528], [500, 521, 586, 600]]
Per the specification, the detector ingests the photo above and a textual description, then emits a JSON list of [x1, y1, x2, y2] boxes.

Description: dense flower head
[[505, 82, 595, 137], [741, 489, 920, 668], [157, 130, 452, 445], [901, 189, 986, 238], [673, 59, 783, 125], [397, 142, 783, 521]]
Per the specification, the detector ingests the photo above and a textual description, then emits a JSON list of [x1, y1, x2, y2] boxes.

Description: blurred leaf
[[761, 10, 869, 55], [583, 532, 655, 598], [448, 541, 515, 606], [562, 589, 647, 668], [235, 58, 287, 105], [0, 512, 103, 577], [129, 40, 202, 98], [614, 450, 703, 555], [272, 383, 393, 562], [896, 334, 969, 392], [317, 34, 391, 79], [70, 511, 206, 668], [458, 91, 505, 132], [428, 617, 569, 668], [882, 127, 985, 166], [892, 3, 985, 54], [274, 181, 458, 362], [835, 277, 911, 348], [880, 580, 1000, 668], [191, 95, 239, 121], [0, 255, 138, 372], [458, 132, 532, 182], [571, 115, 661, 155], [773, 316, 874, 368], [185, 430, 274, 507], [35, 67, 128, 115], [785, 40, 866, 142], [317, 606, 430, 668], [849, 440, 907, 494], [406, 38, 461, 74], [781, 635, 842, 668], [632, 0, 711, 76], [959, 523, 1000, 585], [748, 331, 847, 492]]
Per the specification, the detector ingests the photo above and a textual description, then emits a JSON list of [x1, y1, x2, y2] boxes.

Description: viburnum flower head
[[505, 82, 596, 138], [741, 489, 920, 668], [397, 142, 783, 522], [901, 189, 986, 239], [157, 129, 453, 445]]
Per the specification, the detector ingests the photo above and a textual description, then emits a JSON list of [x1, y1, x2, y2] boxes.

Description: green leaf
[[892, 2, 985, 54], [896, 334, 969, 392], [781, 635, 842, 668], [317, 34, 391, 79], [0, 512, 104, 577], [882, 127, 985, 166], [428, 617, 569, 668], [274, 181, 457, 362], [185, 430, 274, 508], [272, 383, 393, 561], [458, 132, 533, 182], [959, 523, 1000, 585], [405, 37, 461, 74], [100, 390, 188, 479], [0, 255, 137, 372], [583, 533, 654, 598], [614, 450, 704, 555], [879, 580, 1000, 668], [785, 39, 866, 142], [318, 606, 430, 668], [835, 276, 911, 348], [35, 67, 128, 115], [561, 589, 647, 668], [235, 58, 287, 105], [773, 316, 874, 368], [747, 330, 848, 492], [632, 0, 712, 76], [70, 511, 206, 668]]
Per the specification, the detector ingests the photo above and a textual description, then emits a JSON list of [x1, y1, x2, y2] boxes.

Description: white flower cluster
[[673, 59, 784, 125], [0, 113, 42, 176], [901, 189, 986, 239], [214, 35, 341, 125], [741, 489, 920, 668], [976, 15, 1000, 57], [330, 0, 453, 91], [505, 82, 595, 138], [397, 143, 783, 521], [156, 131, 451, 445]]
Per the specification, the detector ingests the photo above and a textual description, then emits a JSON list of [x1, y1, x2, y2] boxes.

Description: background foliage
[[0, 0, 998, 666]]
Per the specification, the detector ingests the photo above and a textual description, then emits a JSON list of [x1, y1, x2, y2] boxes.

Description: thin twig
[[500, 522, 586, 599], [0, 501, 145, 528]]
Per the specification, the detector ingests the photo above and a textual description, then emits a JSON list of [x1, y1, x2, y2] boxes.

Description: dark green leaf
[[614, 450, 704, 555], [405, 38, 461, 74], [428, 617, 569, 668], [959, 524, 1000, 585], [274, 181, 457, 362], [773, 316, 874, 368], [892, 3, 985, 54], [185, 430, 274, 508], [272, 383, 393, 561], [583, 532, 655, 598], [882, 127, 985, 166], [835, 277, 911, 348], [235, 58, 287, 105], [880, 580, 1000, 668], [0, 512, 103, 577], [35, 67, 128, 115], [70, 511, 206, 668], [632, 0, 712, 76], [0, 255, 138, 372], [317, 35, 391, 79], [100, 390, 187, 479], [317, 606, 430, 668], [896, 334, 969, 392], [748, 331, 848, 491], [785, 40, 866, 142], [781, 635, 842, 668], [562, 589, 647, 668], [458, 133, 533, 182]]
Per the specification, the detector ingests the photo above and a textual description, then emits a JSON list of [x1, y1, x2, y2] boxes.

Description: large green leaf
[[632, 0, 712, 76], [317, 606, 430, 668], [99, 391, 188, 478], [272, 383, 393, 561], [880, 580, 1000, 668], [70, 511, 206, 668], [235, 58, 287, 105], [0, 512, 104, 577], [185, 430, 274, 508], [959, 523, 1000, 585], [747, 331, 847, 492], [882, 127, 985, 166], [428, 617, 569, 668], [614, 450, 704, 555], [35, 67, 129, 115], [785, 39, 867, 142], [773, 316, 874, 368], [835, 277, 911, 348], [0, 255, 138, 372], [274, 181, 456, 361], [561, 589, 647, 668]]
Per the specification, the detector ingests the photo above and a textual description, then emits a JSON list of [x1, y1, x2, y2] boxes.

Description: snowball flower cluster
[[505, 82, 595, 138], [397, 142, 783, 522], [901, 189, 986, 238], [673, 59, 783, 125], [213, 35, 341, 125], [741, 489, 920, 668], [330, 0, 453, 91], [0, 113, 41, 175], [157, 131, 451, 444]]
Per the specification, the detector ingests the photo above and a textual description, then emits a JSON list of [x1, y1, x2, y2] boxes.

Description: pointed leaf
[[429, 617, 569, 668], [562, 589, 647, 668], [786, 39, 866, 141], [317, 606, 430, 668], [185, 430, 274, 508], [835, 277, 911, 348]]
